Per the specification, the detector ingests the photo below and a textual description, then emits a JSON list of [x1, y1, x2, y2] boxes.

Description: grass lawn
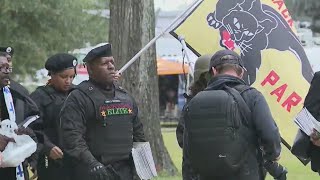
[[160, 130, 319, 180]]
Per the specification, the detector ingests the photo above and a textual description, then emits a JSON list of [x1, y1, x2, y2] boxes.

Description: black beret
[[45, 53, 78, 73], [0, 46, 14, 56], [83, 43, 112, 63]]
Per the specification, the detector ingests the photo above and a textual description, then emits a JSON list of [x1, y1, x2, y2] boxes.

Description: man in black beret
[[82, 43, 112, 63], [0, 52, 43, 180], [60, 44, 146, 180], [0, 46, 29, 96], [0, 46, 14, 73], [0, 46, 14, 60]]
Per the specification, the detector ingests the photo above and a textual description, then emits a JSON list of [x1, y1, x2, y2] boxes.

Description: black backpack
[[184, 84, 253, 177]]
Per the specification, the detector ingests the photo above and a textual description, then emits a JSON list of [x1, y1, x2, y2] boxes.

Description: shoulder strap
[[226, 85, 264, 178], [114, 83, 127, 94], [233, 84, 253, 94], [224, 85, 251, 126], [75, 81, 105, 119]]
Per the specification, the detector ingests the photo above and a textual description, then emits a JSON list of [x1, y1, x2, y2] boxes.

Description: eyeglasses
[[0, 66, 12, 73]]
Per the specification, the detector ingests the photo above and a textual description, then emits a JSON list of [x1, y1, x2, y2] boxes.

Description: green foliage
[[290, 0, 320, 32], [0, 0, 108, 78], [286, 0, 320, 19], [96, 0, 109, 8]]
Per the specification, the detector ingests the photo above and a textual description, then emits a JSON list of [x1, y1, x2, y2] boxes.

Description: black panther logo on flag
[[170, 0, 315, 165], [206, 0, 314, 84]]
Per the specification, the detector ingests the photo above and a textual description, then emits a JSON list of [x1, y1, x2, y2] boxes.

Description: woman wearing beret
[[30, 53, 78, 180]]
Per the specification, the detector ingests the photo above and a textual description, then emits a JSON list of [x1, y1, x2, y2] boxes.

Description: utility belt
[[102, 159, 132, 180], [102, 158, 131, 169]]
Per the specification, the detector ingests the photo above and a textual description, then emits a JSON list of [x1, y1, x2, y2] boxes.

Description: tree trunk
[[109, 0, 178, 175]]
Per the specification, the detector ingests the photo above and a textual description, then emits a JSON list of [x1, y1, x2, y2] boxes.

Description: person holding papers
[[0, 52, 43, 180], [311, 129, 320, 147], [60, 44, 146, 180], [304, 71, 320, 174]]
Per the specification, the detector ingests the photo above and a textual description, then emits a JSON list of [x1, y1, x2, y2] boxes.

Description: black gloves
[[264, 161, 287, 180], [89, 161, 109, 180]]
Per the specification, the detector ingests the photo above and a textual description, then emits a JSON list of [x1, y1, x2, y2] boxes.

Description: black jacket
[[10, 80, 29, 95], [0, 82, 43, 180], [178, 75, 281, 179], [30, 85, 68, 155], [176, 94, 200, 180], [60, 80, 145, 178], [30, 85, 75, 180]]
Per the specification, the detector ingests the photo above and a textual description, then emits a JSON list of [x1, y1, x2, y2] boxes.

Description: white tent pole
[[179, 36, 194, 95], [178, 36, 194, 78]]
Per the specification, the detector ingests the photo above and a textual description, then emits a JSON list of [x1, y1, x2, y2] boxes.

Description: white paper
[[294, 108, 320, 136], [132, 142, 157, 180]]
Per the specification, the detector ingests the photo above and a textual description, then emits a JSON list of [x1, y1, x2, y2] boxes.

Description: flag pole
[[281, 137, 310, 165], [118, 0, 202, 74]]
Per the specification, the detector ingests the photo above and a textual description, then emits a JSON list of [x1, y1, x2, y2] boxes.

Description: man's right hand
[[114, 70, 122, 82], [49, 146, 64, 160], [0, 134, 15, 151], [89, 161, 109, 180], [310, 129, 320, 147]]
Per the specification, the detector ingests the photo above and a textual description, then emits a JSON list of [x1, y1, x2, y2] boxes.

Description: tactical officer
[[176, 54, 212, 180], [60, 44, 146, 180], [0, 52, 43, 179], [30, 53, 78, 180]]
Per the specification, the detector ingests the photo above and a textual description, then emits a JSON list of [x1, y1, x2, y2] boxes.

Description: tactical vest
[[37, 86, 67, 146], [77, 81, 134, 164]]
